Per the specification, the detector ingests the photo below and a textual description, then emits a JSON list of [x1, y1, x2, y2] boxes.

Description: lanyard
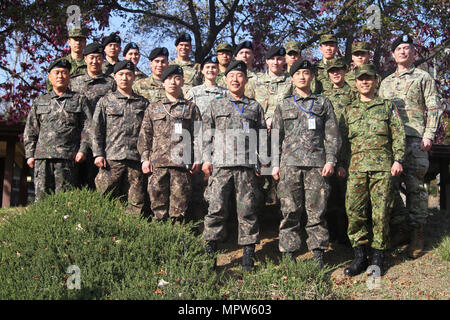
[[162, 102, 186, 121], [293, 95, 314, 117], [231, 101, 245, 115]]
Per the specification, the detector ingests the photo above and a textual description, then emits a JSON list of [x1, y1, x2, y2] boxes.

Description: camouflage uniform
[[46, 55, 87, 92], [244, 69, 262, 98], [137, 98, 201, 221], [170, 58, 203, 94], [341, 96, 405, 250], [102, 59, 119, 77], [92, 90, 149, 214], [24, 90, 92, 200], [313, 60, 334, 94], [202, 95, 266, 245], [216, 71, 227, 88], [133, 75, 166, 104], [272, 93, 340, 252], [379, 66, 443, 227], [70, 72, 116, 189], [134, 67, 148, 81]]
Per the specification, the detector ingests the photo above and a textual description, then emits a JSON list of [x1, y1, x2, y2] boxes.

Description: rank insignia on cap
[[402, 35, 409, 42]]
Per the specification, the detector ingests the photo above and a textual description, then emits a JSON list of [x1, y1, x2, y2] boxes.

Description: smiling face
[[225, 70, 247, 96], [327, 67, 347, 86], [150, 56, 169, 78], [266, 56, 285, 76], [85, 53, 104, 75], [320, 42, 338, 60], [48, 67, 70, 91], [202, 63, 219, 81], [176, 41, 192, 60], [356, 74, 377, 96], [125, 49, 140, 66]]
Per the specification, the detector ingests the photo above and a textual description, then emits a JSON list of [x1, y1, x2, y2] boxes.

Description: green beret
[[355, 64, 377, 78]]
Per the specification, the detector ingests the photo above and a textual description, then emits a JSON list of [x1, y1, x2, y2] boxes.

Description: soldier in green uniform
[[234, 40, 262, 98], [322, 57, 355, 245], [102, 33, 121, 76], [170, 33, 202, 94], [341, 64, 405, 276], [24, 59, 92, 200], [92, 60, 149, 215], [133, 47, 170, 104], [123, 42, 148, 81], [285, 41, 302, 74], [345, 41, 381, 92], [46, 28, 87, 92], [202, 60, 266, 271], [313, 34, 340, 93], [271, 59, 341, 267], [216, 43, 233, 88], [379, 34, 443, 258]]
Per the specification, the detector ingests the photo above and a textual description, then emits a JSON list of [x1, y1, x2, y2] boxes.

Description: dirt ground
[[206, 195, 450, 300]]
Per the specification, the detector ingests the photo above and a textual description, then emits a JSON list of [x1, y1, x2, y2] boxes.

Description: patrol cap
[[320, 34, 338, 44], [234, 40, 253, 56], [352, 41, 371, 54], [68, 28, 87, 38], [354, 64, 377, 78], [216, 43, 233, 53], [47, 58, 71, 73], [265, 46, 286, 60], [123, 42, 139, 56], [175, 33, 192, 46], [161, 64, 184, 82], [224, 60, 247, 76], [102, 33, 121, 46], [391, 34, 413, 51], [201, 55, 219, 69], [113, 60, 135, 74], [289, 59, 314, 76], [285, 41, 301, 54], [83, 42, 104, 56], [149, 47, 169, 61], [326, 57, 348, 71]]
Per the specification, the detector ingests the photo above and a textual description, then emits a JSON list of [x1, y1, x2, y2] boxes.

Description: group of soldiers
[[24, 27, 443, 276]]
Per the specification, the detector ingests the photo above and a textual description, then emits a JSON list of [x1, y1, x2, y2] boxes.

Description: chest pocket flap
[[106, 106, 124, 116]]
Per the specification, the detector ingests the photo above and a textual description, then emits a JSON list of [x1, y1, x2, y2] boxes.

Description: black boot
[[344, 245, 368, 277], [205, 240, 217, 269], [313, 249, 324, 268], [370, 249, 384, 276], [242, 244, 255, 272]]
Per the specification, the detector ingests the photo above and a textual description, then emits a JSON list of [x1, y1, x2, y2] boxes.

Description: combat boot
[[370, 249, 384, 276], [205, 240, 217, 269], [344, 245, 368, 277], [313, 249, 324, 268], [407, 224, 424, 259], [242, 244, 255, 272]]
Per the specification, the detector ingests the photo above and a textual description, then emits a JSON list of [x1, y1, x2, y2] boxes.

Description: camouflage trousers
[[95, 160, 144, 215], [203, 167, 261, 246], [346, 171, 393, 250], [34, 159, 76, 201], [149, 167, 192, 221], [277, 166, 330, 252], [391, 137, 429, 228]]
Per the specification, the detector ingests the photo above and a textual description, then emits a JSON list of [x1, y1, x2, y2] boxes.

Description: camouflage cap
[[320, 34, 338, 44], [352, 41, 371, 54], [326, 57, 348, 71], [354, 63, 377, 78], [285, 41, 301, 54], [216, 43, 233, 53], [68, 28, 87, 38]]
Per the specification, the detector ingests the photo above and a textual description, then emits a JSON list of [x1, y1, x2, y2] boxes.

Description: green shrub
[[436, 235, 450, 262], [0, 189, 218, 300]]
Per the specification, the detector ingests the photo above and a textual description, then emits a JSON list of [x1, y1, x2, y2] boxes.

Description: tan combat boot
[[407, 224, 424, 258]]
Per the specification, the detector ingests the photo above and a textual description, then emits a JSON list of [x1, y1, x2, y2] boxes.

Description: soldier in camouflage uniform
[[285, 41, 302, 74], [92, 60, 149, 215], [133, 47, 170, 104], [216, 43, 233, 88], [322, 57, 355, 245], [70, 42, 116, 189], [123, 42, 148, 81], [24, 59, 92, 201], [341, 64, 405, 276], [138, 65, 202, 223], [271, 59, 341, 267], [102, 33, 121, 76], [170, 33, 202, 94], [313, 34, 339, 94], [46, 28, 87, 92], [234, 40, 262, 98], [345, 41, 381, 92], [202, 60, 266, 271], [379, 34, 443, 258]]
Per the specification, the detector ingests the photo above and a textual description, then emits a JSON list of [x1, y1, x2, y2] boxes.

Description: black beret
[[102, 33, 121, 46], [234, 40, 253, 56], [123, 42, 139, 57], [149, 47, 169, 61], [83, 42, 104, 56], [113, 60, 135, 74], [289, 59, 314, 76], [391, 34, 413, 51], [47, 58, 71, 73], [161, 64, 184, 82], [224, 60, 247, 76], [200, 55, 218, 69], [265, 46, 286, 60], [175, 33, 192, 46]]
